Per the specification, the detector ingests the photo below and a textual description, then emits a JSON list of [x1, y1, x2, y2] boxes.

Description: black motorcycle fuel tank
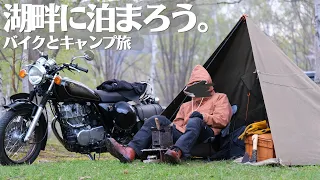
[[54, 78, 100, 102]]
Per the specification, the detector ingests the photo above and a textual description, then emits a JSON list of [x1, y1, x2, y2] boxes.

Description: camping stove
[[141, 121, 173, 163]]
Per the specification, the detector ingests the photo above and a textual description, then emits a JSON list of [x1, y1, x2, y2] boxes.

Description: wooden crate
[[245, 133, 276, 161]]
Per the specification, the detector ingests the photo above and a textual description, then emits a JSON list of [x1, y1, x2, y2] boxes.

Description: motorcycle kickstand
[[87, 153, 95, 161]]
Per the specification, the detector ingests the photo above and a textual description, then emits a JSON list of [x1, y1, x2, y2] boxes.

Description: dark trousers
[[128, 115, 214, 157]]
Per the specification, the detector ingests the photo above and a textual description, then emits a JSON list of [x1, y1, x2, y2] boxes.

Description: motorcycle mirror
[[35, 49, 48, 59], [36, 49, 43, 56], [84, 50, 94, 61]]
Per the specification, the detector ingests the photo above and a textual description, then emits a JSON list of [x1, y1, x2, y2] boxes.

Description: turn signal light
[[54, 76, 62, 85], [19, 69, 27, 78]]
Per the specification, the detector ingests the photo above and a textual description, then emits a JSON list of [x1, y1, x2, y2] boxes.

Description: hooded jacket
[[173, 65, 232, 135]]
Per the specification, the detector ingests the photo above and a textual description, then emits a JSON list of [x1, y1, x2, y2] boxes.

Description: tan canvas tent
[[161, 16, 320, 165]]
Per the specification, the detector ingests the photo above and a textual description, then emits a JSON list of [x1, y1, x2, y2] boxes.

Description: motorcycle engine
[[59, 103, 105, 148]]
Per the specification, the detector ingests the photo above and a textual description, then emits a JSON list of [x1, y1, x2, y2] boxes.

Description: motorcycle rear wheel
[[0, 109, 44, 165]]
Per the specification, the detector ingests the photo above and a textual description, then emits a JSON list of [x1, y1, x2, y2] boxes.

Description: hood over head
[[185, 65, 215, 101], [187, 65, 213, 86]]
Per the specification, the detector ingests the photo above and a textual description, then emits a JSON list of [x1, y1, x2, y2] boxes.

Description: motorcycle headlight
[[28, 64, 46, 85]]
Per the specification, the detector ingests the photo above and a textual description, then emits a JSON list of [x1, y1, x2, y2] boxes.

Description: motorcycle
[[0, 50, 163, 165]]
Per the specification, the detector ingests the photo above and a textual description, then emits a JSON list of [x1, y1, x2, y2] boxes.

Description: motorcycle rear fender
[[3, 97, 48, 151]]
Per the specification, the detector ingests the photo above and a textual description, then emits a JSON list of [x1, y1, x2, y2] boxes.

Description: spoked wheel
[[0, 109, 44, 165]]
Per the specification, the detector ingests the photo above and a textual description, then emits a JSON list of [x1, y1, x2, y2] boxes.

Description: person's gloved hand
[[189, 111, 203, 119]]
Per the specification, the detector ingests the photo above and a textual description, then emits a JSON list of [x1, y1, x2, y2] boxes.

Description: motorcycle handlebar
[[71, 64, 88, 73], [63, 63, 88, 73]]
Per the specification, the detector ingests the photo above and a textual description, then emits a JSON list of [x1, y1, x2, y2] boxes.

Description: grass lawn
[[0, 142, 320, 180], [1, 159, 320, 180]]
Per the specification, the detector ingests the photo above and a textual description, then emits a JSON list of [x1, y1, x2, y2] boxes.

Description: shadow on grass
[[35, 139, 114, 163]]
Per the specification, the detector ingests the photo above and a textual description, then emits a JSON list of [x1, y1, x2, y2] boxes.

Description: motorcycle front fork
[[24, 78, 55, 142]]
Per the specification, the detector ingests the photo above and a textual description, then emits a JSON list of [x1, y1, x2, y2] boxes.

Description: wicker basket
[[245, 133, 276, 161]]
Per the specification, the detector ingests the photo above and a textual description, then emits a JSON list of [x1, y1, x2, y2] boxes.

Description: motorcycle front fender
[[4, 100, 35, 111], [3, 98, 48, 151], [9, 93, 30, 102]]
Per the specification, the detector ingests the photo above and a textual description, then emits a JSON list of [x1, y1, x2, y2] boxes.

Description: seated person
[[105, 65, 232, 164]]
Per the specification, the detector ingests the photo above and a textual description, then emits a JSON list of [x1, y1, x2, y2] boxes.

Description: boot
[[105, 138, 135, 163], [164, 147, 182, 164]]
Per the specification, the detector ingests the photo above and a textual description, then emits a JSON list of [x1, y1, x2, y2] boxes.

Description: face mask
[[183, 80, 213, 98]]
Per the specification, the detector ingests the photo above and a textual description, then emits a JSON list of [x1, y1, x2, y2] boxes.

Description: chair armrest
[[221, 123, 230, 137]]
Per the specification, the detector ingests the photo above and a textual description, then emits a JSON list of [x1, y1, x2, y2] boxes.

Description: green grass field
[[1, 142, 320, 180]]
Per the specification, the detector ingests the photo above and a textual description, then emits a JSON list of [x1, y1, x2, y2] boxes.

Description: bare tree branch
[[0, 50, 8, 62], [194, 0, 243, 6], [215, 0, 242, 5], [52, 0, 83, 59]]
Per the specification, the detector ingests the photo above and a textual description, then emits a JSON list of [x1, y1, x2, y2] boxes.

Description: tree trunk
[[150, 35, 158, 94], [314, 0, 320, 83], [0, 69, 5, 108], [22, 48, 30, 93], [25, 45, 40, 92]]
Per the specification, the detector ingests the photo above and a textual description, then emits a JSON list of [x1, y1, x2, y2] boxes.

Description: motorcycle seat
[[94, 90, 128, 103]]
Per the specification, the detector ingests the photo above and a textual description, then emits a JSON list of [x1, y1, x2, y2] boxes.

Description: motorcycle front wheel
[[0, 109, 44, 165]]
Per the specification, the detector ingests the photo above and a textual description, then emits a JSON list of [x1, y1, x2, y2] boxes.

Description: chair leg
[[206, 156, 211, 162]]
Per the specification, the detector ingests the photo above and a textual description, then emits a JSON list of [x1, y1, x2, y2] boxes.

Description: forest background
[[0, 0, 314, 107]]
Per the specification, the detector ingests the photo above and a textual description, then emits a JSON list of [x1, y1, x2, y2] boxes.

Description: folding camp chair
[[190, 105, 238, 158]]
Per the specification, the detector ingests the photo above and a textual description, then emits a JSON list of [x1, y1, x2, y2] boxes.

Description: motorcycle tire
[[0, 109, 44, 165]]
